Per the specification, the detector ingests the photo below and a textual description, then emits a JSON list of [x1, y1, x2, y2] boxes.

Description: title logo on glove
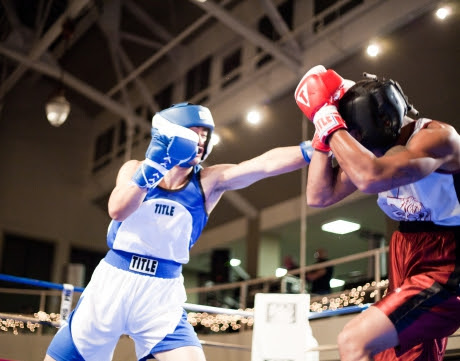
[[316, 113, 340, 139], [295, 83, 310, 108]]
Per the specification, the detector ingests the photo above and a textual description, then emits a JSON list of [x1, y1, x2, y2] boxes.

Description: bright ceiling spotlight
[[210, 132, 220, 146], [366, 43, 380, 57], [246, 110, 261, 125], [436, 6, 452, 20], [321, 219, 361, 234]]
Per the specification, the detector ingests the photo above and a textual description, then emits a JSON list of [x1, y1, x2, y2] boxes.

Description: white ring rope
[[199, 340, 251, 351], [184, 303, 254, 317]]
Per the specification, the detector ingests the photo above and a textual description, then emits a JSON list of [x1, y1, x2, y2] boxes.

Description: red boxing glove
[[311, 131, 331, 152], [313, 104, 347, 145], [294, 65, 344, 120], [333, 78, 356, 102]]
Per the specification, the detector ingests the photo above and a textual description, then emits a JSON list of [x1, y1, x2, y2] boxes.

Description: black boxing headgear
[[338, 73, 417, 152]]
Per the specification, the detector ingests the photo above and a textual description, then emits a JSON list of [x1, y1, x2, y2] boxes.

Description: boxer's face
[[349, 128, 385, 157], [187, 126, 210, 165]]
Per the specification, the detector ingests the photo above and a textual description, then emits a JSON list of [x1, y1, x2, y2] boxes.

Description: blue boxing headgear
[[338, 73, 418, 152], [153, 102, 215, 161]]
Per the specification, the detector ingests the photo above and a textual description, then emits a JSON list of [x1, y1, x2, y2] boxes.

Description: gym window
[[221, 48, 242, 89], [256, 0, 293, 69]]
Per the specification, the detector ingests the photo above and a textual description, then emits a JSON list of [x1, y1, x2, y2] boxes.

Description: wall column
[[246, 216, 260, 279]]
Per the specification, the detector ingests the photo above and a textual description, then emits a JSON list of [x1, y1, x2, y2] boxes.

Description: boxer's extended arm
[[202, 145, 309, 213]]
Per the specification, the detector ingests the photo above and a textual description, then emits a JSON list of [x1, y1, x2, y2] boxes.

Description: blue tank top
[[106, 165, 208, 264]]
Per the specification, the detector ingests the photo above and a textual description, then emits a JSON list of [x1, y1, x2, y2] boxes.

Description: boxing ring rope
[[2, 273, 458, 359], [186, 246, 390, 310], [0, 273, 372, 318], [0, 247, 392, 356], [0, 248, 392, 356], [0, 272, 374, 355]]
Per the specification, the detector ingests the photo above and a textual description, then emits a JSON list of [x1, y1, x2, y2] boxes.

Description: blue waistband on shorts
[[104, 249, 182, 279]]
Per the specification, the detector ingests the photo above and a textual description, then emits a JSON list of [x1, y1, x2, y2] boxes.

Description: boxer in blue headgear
[[45, 102, 314, 361], [155, 102, 215, 162], [295, 65, 460, 361]]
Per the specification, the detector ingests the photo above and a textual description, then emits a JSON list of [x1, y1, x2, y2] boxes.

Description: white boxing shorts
[[46, 250, 202, 361]]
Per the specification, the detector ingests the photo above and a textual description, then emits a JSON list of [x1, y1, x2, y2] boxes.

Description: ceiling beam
[[120, 31, 163, 50], [0, 44, 150, 133], [189, 0, 301, 74], [98, 0, 160, 114], [258, 0, 302, 59], [1, 0, 34, 44], [51, 4, 101, 59], [123, 0, 174, 43], [33, 0, 53, 42], [0, 0, 92, 99], [117, 47, 159, 114], [106, 0, 232, 97]]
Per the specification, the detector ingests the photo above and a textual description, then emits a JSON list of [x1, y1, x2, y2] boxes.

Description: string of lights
[[0, 279, 389, 335]]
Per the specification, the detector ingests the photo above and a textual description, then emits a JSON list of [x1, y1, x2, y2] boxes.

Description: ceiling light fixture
[[46, 93, 71, 127], [246, 110, 261, 125], [230, 258, 250, 280], [210, 132, 220, 146], [46, 19, 74, 127], [436, 6, 452, 20], [321, 219, 361, 234], [229, 258, 241, 267], [366, 43, 380, 57]]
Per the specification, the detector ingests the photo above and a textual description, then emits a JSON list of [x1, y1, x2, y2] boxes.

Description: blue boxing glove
[[299, 140, 314, 163], [132, 114, 199, 189]]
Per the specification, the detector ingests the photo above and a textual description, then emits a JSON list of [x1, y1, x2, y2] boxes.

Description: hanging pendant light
[[45, 19, 74, 127], [46, 90, 71, 127]]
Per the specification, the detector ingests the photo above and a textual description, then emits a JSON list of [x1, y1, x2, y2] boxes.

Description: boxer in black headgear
[[295, 65, 460, 361], [338, 73, 418, 153]]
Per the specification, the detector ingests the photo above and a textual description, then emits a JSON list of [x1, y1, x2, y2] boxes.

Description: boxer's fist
[[313, 104, 347, 146], [132, 116, 199, 189], [149, 115, 199, 165], [294, 65, 353, 120], [299, 140, 314, 163], [311, 131, 331, 153]]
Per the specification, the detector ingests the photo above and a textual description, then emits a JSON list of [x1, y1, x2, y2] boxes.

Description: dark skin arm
[[307, 120, 460, 207]]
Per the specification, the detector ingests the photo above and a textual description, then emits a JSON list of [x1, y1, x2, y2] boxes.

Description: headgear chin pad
[[154, 102, 215, 163], [338, 77, 413, 152]]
